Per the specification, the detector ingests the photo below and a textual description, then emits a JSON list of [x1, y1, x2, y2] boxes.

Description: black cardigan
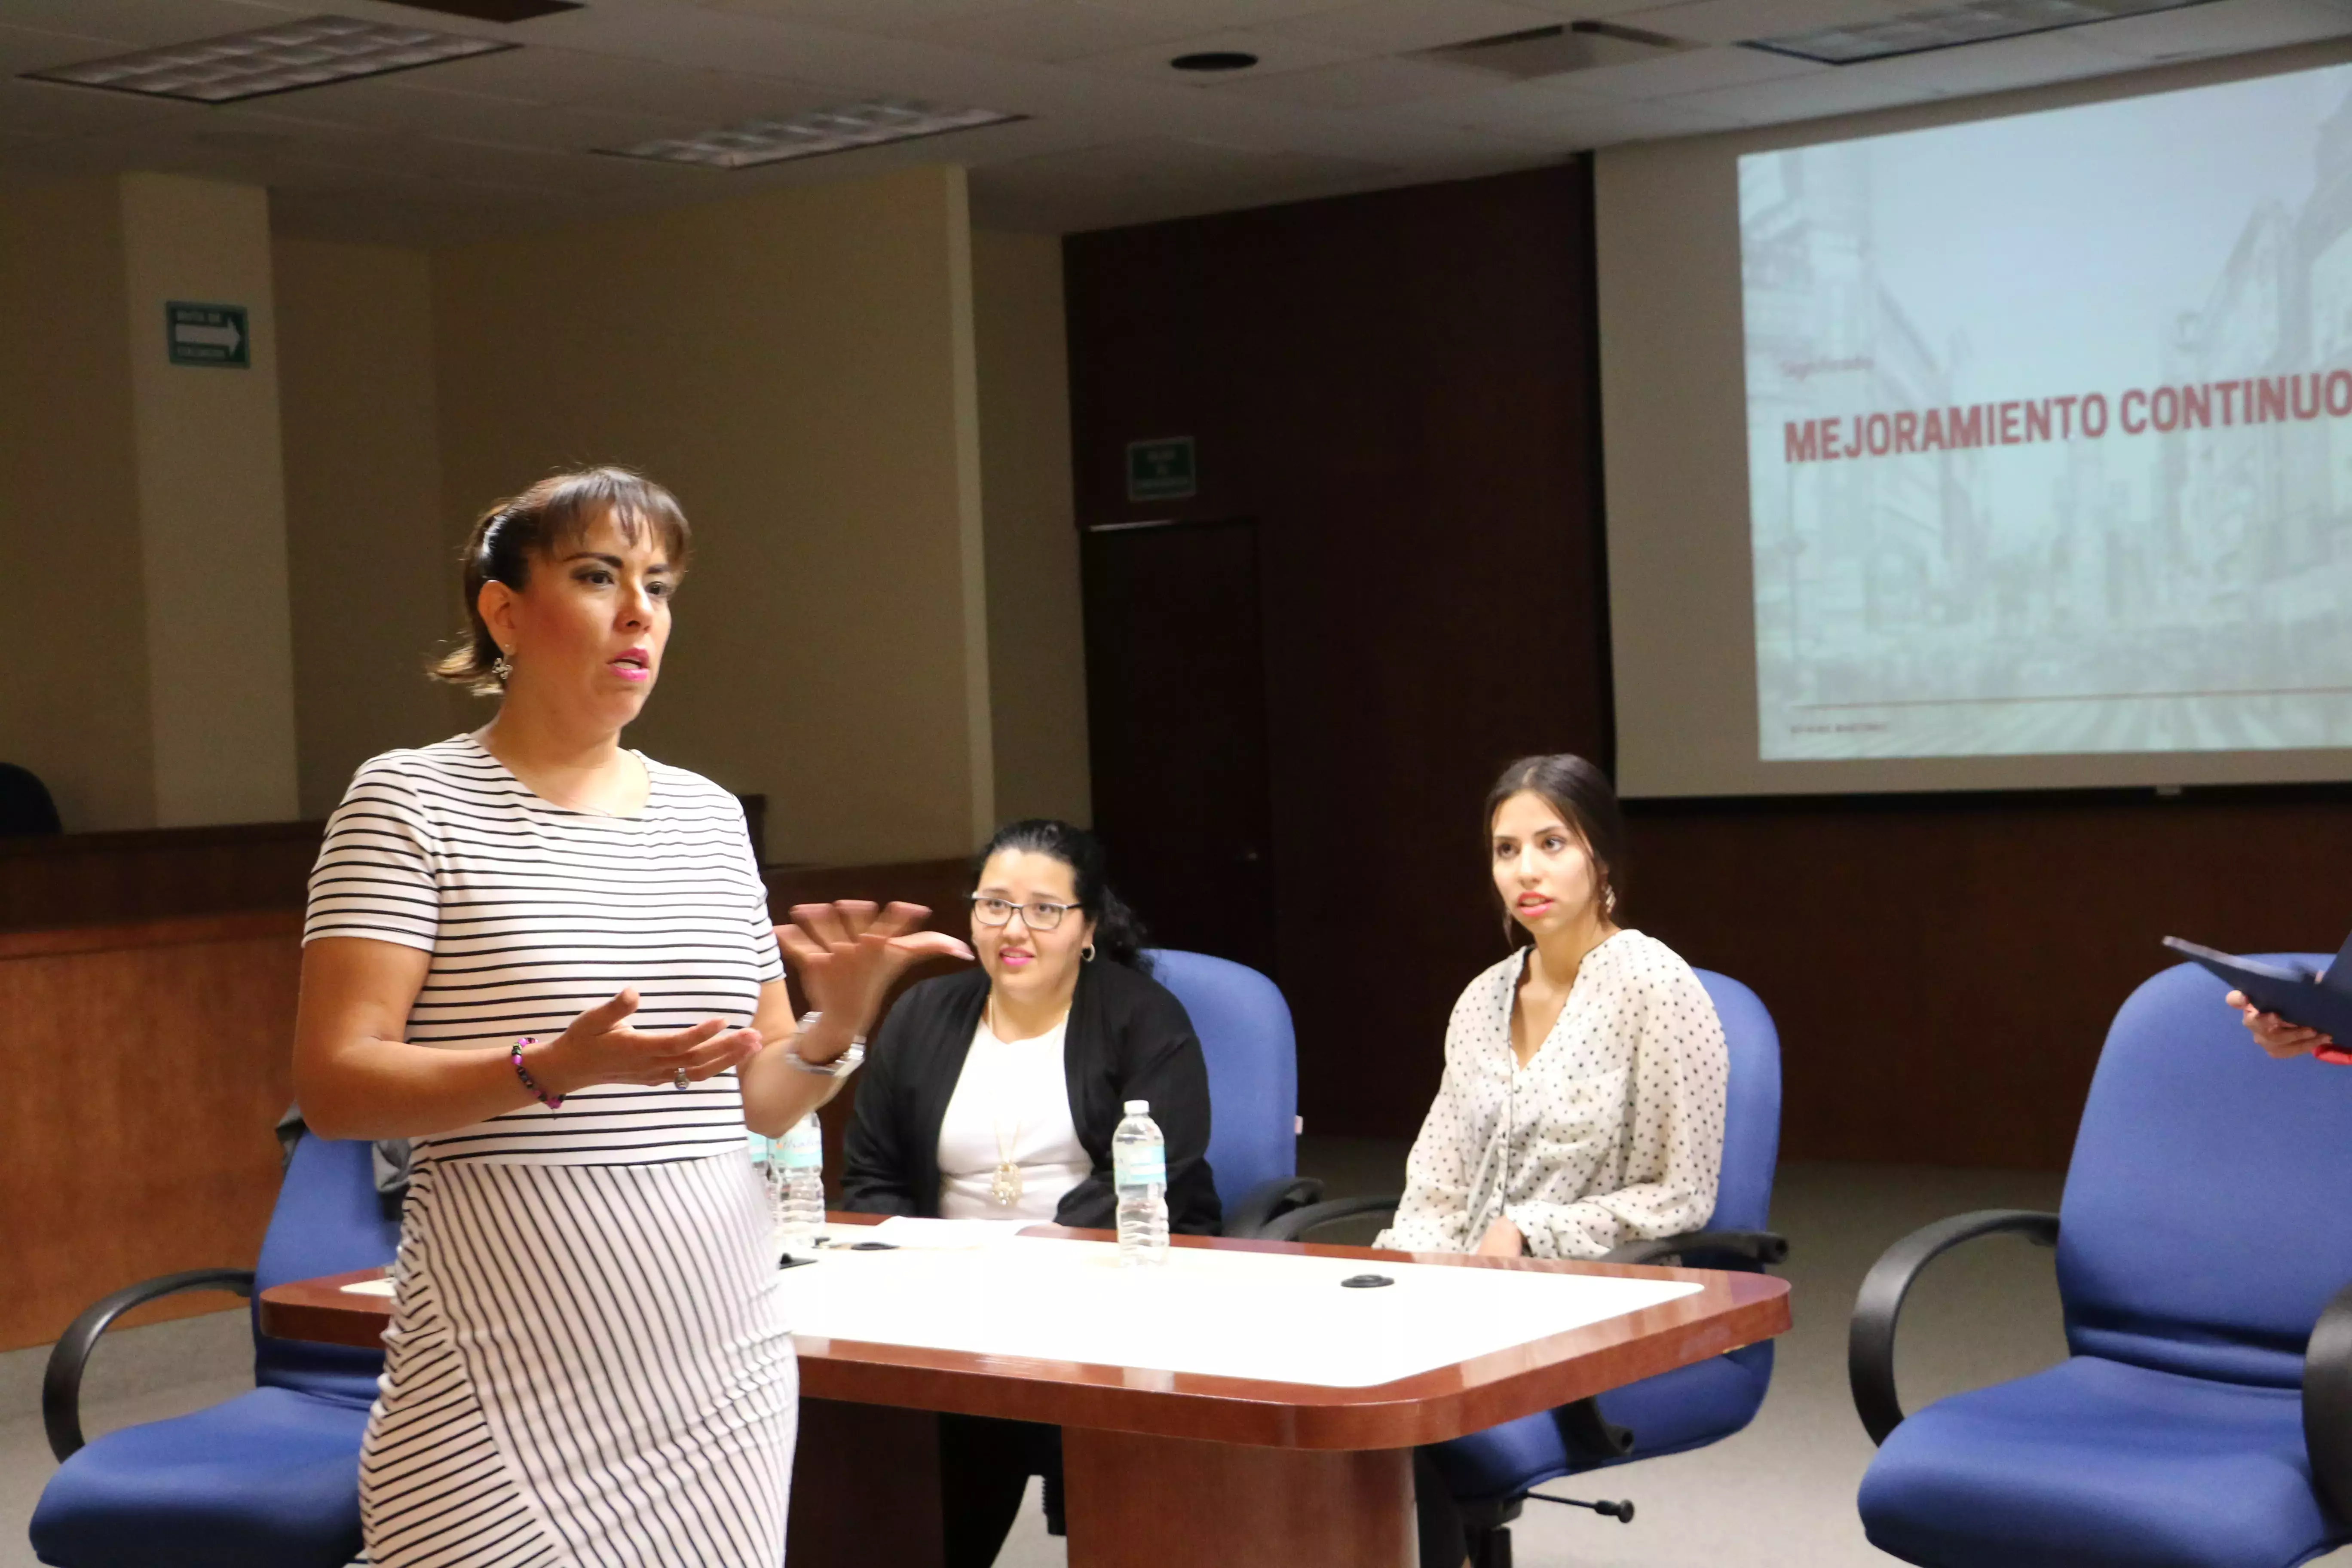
[[840, 960, 1222, 1234]]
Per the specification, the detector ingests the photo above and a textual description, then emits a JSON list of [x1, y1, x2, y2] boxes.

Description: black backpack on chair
[[0, 764, 61, 836]]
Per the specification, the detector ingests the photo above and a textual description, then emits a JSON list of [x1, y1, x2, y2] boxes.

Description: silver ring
[[672, 1067, 689, 1091]]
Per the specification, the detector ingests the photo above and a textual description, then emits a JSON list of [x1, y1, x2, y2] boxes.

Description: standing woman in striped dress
[[294, 466, 964, 1568]]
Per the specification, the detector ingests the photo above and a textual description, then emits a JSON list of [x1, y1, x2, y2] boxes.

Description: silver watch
[[785, 1011, 866, 1078]]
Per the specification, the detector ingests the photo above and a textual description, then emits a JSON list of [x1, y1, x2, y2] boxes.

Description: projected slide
[[1741, 65, 2352, 762]]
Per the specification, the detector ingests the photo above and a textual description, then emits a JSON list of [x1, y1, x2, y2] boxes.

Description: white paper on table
[[778, 1237, 1703, 1388], [863, 1216, 1037, 1249], [339, 1277, 397, 1298]]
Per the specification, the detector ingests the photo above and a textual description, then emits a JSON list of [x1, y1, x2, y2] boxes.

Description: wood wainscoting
[[0, 911, 302, 1351]]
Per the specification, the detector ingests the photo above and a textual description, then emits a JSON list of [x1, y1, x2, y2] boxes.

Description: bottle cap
[[1124, 1099, 1149, 1115]]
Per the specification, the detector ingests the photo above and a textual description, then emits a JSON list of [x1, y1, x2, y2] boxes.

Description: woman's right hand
[[2226, 989, 2332, 1059], [530, 988, 762, 1096]]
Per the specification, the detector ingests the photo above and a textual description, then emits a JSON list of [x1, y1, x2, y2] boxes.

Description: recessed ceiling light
[[22, 14, 513, 104], [1170, 52, 1260, 72], [602, 99, 1023, 170], [1746, 0, 2221, 63]]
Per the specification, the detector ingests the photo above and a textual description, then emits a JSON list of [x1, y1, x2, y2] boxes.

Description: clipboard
[[2162, 931, 2352, 1063]]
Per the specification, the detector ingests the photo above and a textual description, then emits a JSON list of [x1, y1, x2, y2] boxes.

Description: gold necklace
[[984, 999, 1023, 1208]]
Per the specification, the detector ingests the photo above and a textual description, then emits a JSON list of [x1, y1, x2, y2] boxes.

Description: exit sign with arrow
[[166, 302, 248, 368]]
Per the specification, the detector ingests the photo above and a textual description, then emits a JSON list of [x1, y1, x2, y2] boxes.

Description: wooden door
[[1079, 519, 1279, 977]]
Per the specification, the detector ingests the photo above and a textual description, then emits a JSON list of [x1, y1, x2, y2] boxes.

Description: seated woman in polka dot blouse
[[1375, 753, 1729, 1261]]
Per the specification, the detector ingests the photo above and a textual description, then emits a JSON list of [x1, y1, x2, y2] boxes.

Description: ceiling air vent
[[1409, 21, 1694, 79]]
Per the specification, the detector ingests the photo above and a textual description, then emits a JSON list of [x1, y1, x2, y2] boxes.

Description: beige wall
[[276, 237, 468, 818], [432, 165, 997, 865], [119, 174, 300, 826], [0, 181, 155, 831], [972, 230, 1091, 829], [8, 166, 1096, 855]]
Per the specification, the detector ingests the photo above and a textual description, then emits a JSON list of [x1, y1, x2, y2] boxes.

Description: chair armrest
[[2305, 1280, 2352, 1521], [44, 1268, 255, 1461], [1257, 1193, 1400, 1243], [1222, 1176, 1326, 1239], [1849, 1209, 2059, 1447], [1603, 1229, 1790, 1267]]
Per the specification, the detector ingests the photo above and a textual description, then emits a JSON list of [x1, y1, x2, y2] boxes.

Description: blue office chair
[[1143, 947, 1323, 1236], [31, 1132, 400, 1568], [1850, 956, 2352, 1568], [1261, 968, 1787, 1567]]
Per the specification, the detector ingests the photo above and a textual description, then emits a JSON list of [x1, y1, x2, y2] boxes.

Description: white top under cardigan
[[936, 1014, 1092, 1222], [1375, 930, 1729, 1260]]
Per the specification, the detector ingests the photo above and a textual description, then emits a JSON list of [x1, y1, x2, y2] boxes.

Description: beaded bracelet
[[511, 1037, 563, 1109]]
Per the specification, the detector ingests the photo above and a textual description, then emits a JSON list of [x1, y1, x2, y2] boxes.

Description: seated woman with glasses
[[842, 817, 1219, 1567]]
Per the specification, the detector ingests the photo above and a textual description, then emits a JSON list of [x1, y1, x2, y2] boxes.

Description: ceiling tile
[[1401, 76, 1742, 138], [1067, 27, 1367, 82], [0, 23, 138, 74], [1620, 0, 1910, 46], [1555, 40, 1828, 97], [392, 45, 850, 117], [2084, 0, 2352, 59], [1255, 0, 1573, 52], [0, 75, 205, 137], [970, 134, 1396, 228], [907, 2, 1205, 63], [1855, 28, 2138, 94], [0, 0, 311, 49], [1216, 53, 1503, 106], [1668, 54, 1939, 119], [1076, 0, 1372, 23], [698, 0, 1034, 33]]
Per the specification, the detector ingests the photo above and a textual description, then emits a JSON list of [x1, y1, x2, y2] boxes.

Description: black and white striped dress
[[306, 735, 795, 1568]]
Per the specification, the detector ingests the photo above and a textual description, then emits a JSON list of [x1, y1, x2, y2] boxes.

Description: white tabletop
[[776, 1228, 1700, 1389]]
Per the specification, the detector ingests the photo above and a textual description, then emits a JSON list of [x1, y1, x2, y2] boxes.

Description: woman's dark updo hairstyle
[[972, 819, 1153, 974], [1483, 753, 1629, 943], [432, 466, 692, 696]]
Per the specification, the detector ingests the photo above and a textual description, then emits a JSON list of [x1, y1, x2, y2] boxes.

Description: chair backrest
[[0, 763, 61, 836], [1692, 970, 1782, 1235], [251, 1132, 403, 1404], [2057, 956, 2352, 1388], [1143, 948, 1297, 1213]]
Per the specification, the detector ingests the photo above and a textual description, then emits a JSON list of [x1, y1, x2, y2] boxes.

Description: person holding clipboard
[[2166, 932, 2352, 1062], [2230, 993, 2341, 1059]]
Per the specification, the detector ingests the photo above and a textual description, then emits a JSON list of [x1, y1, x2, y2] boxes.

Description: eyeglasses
[[969, 894, 1077, 931]]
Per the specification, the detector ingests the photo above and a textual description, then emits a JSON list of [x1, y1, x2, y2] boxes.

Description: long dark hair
[[1483, 753, 1628, 943], [971, 819, 1153, 973]]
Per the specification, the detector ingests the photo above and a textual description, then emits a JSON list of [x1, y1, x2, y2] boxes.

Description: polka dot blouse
[[1375, 930, 1729, 1260]]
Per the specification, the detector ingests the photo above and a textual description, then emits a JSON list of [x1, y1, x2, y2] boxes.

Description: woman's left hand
[[1473, 1217, 1525, 1257], [778, 900, 973, 1038]]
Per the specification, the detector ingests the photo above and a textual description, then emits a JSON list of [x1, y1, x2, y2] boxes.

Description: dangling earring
[[492, 649, 514, 683], [1603, 885, 1618, 916], [1083, 942, 1097, 962]]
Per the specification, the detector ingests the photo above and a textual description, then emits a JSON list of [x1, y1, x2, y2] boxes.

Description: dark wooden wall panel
[[1066, 165, 1610, 1141], [0, 913, 300, 1350], [1627, 791, 2352, 1169], [0, 821, 322, 931]]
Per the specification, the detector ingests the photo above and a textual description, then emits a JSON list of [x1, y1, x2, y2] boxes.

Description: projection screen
[[1600, 42, 2352, 796]]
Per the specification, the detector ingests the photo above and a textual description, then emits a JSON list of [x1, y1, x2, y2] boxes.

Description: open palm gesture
[[777, 900, 971, 1037]]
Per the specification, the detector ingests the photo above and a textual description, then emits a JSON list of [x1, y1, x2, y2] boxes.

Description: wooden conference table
[[260, 1215, 1789, 1568]]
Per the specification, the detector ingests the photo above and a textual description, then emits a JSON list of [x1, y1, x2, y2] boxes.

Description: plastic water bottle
[[777, 1113, 826, 1252], [1113, 1099, 1169, 1266]]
